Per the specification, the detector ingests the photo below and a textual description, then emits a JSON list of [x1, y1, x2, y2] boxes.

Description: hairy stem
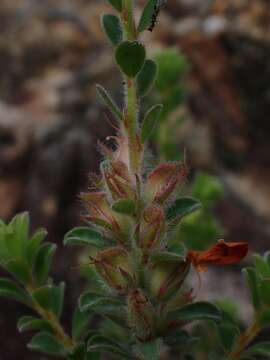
[[122, 0, 136, 40], [124, 77, 141, 174], [121, 0, 142, 175]]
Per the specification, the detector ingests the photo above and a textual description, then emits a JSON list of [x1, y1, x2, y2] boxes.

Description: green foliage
[[137, 0, 157, 33], [137, 59, 158, 97], [101, 14, 123, 46], [96, 84, 122, 121], [17, 315, 53, 333], [166, 197, 202, 222], [28, 332, 67, 356], [141, 104, 163, 143], [64, 227, 108, 248], [0, 278, 31, 305], [168, 302, 221, 323], [115, 41, 146, 77], [1, 2, 269, 360], [106, 0, 122, 12]]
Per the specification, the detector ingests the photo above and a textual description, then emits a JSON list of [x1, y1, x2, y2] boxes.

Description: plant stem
[[122, 0, 136, 40], [227, 319, 260, 359], [124, 77, 141, 174], [26, 284, 75, 352], [121, 0, 142, 175]]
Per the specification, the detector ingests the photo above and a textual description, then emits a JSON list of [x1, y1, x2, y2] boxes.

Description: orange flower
[[188, 240, 248, 272]]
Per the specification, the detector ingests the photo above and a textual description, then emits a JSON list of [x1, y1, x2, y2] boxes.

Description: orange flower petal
[[188, 239, 248, 272]]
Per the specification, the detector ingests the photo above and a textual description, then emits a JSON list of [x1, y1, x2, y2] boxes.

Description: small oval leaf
[[242, 267, 261, 310], [150, 251, 185, 264], [32, 283, 65, 319], [115, 41, 146, 78], [72, 307, 93, 340], [17, 315, 53, 333], [141, 104, 163, 143], [166, 197, 202, 221], [138, 0, 158, 33], [245, 342, 270, 357], [87, 335, 129, 357], [79, 291, 122, 313], [26, 228, 47, 266], [112, 199, 136, 215], [106, 0, 122, 12], [34, 243, 57, 286], [0, 278, 30, 305], [168, 301, 221, 323], [28, 332, 67, 356], [101, 14, 123, 46], [96, 84, 122, 121], [64, 227, 107, 248], [137, 59, 158, 97]]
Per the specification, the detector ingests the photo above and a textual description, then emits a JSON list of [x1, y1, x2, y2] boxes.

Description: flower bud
[[93, 247, 132, 294], [101, 160, 136, 201], [144, 162, 188, 203], [127, 289, 156, 341], [139, 204, 165, 251], [81, 191, 120, 232], [149, 258, 190, 300]]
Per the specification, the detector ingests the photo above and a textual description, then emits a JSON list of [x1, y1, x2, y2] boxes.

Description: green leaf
[[258, 308, 270, 328], [68, 344, 86, 360], [0, 278, 30, 305], [216, 312, 239, 352], [137, 59, 158, 97], [141, 104, 163, 143], [64, 227, 107, 248], [72, 307, 93, 340], [17, 315, 53, 333], [138, 0, 157, 33], [245, 342, 270, 357], [164, 330, 198, 347], [33, 283, 65, 318], [115, 41, 146, 77], [168, 302, 221, 323], [87, 335, 130, 357], [6, 212, 30, 258], [150, 251, 185, 264], [79, 291, 122, 313], [5, 258, 31, 284], [101, 14, 123, 46], [28, 332, 67, 356], [26, 228, 47, 266], [133, 339, 162, 360], [259, 278, 270, 305], [167, 197, 202, 221], [243, 268, 261, 310], [254, 254, 270, 277], [96, 84, 122, 121], [112, 199, 136, 215], [106, 0, 122, 12], [34, 243, 56, 285]]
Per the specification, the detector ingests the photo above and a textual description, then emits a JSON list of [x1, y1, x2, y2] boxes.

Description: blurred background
[[0, 0, 270, 358]]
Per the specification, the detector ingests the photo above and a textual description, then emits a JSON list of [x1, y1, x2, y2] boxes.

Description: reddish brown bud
[[101, 160, 136, 201], [127, 289, 155, 341], [144, 162, 188, 203], [81, 191, 120, 231], [139, 204, 165, 251], [93, 247, 132, 294], [149, 258, 190, 300]]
